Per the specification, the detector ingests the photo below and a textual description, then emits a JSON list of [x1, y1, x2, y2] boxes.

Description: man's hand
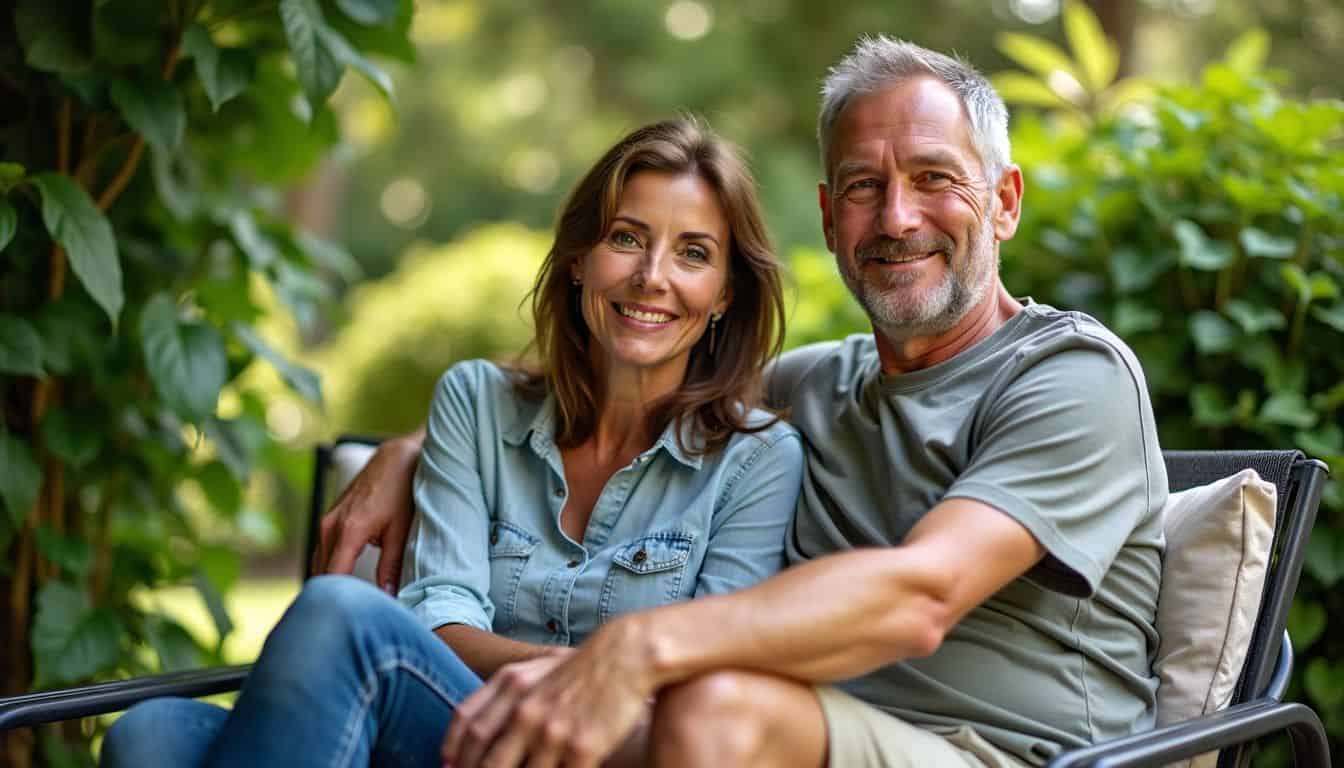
[[442, 622, 655, 768], [310, 428, 425, 593]]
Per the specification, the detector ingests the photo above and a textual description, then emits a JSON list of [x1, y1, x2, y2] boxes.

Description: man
[[316, 37, 1166, 768]]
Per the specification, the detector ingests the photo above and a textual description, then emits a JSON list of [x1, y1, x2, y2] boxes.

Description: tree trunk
[[1087, 0, 1139, 77]]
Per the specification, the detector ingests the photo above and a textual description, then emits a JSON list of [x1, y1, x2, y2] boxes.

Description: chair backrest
[[1162, 451, 1329, 768]]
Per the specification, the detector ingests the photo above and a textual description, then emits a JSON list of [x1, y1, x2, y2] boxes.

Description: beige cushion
[[1153, 468, 1276, 768]]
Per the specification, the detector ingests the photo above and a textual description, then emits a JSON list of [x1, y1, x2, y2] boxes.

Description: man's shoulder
[[1011, 302, 1149, 388], [766, 334, 876, 408]]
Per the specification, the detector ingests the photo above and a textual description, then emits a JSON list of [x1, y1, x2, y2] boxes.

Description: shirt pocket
[[598, 531, 696, 623], [487, 520, 540, 633]]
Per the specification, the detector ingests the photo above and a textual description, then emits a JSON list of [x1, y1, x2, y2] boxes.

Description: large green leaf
[[1224, 299, 1285, 335], [1188, 311, 1239, 354], [1312, 302, 1344, 333], [35, 524, 92, 576], [1109, 247, 1173, 293], [0, 163, 25, 193], [335, 0, 399, 25], [1305, 527, 1344, 587], [31, 174, 123, 326], [41, 407, 102, 469], [1260, 392, 1318, 429], [1287, 600, 1327, 650], [991, 73, 1069, 108], [195, 460, 242, 518], [146, 617, 204, 672], [1173, 220, 1234, 271], [35, 297, 104, 374], [1305, 659, 1344, 712], [230, 210, 279, 268], [31, 582, 123, 687], [0, 198, 16, 252], [233, 322, 323, 405], [0, 428, 43, 527], [0, 314, 46, 377], [139, 294, 228, 421], [322, 25, 394, 100], [181, 24, 254, 112], [1239, 227, 1296, 259], [280, 0, 345, 109], [1224, 28, 1270, 75], [1062, 0, 1117, 92], [109, 78, 186, 153], [14, 0, 94, 73], [996, 33, 1080, 83]]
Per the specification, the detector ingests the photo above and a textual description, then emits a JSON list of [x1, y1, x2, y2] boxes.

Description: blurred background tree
[[3, 0, 1343, 764]]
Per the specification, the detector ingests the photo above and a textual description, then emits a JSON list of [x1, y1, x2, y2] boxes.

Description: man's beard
[[839, 216, 997, 340]]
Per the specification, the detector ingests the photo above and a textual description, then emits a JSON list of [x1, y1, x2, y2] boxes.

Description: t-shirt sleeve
[[942, 338, 1162, 598], [398, 361, 495, 632]]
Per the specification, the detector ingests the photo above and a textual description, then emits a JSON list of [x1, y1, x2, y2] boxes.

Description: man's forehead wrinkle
[[830, 78, 977, 173]]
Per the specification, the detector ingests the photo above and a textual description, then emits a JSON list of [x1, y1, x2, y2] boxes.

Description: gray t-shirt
[[768, 301, 1166, 766]]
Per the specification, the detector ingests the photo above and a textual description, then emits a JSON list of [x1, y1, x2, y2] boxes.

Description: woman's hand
[[441, 622, 656, 768], [311, 428, 425, 593]]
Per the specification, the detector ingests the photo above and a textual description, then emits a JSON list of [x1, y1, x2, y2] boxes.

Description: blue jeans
[[100, 576, 485, 768]]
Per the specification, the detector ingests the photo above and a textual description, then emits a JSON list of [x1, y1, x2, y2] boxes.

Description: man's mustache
[[857, 234, 954, 262]]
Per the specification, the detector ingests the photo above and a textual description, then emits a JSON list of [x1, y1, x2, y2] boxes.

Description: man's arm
[[441, 498, 1045, 768], [312, 427, 425, 592], [622, 496, 1044, 685]]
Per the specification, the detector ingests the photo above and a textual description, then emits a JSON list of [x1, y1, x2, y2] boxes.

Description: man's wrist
[[606, 609, 685, 691]]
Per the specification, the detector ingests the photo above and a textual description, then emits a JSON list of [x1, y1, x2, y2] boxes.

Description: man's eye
[[921, 172, 952, 186], [841, 178, 883, 202]]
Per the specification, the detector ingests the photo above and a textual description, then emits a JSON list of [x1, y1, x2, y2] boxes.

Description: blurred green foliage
[[0, 0, 410, 764], [998, 20, 1344, 763]]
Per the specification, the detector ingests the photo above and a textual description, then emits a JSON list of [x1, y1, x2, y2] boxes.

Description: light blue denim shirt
[[399, 359, 802, 646]]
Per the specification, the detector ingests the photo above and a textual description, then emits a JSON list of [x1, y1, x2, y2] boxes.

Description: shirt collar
[[501, 392, 703, 470]]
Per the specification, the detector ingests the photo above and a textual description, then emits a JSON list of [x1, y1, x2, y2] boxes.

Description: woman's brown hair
[[515, 116, 786, 455]]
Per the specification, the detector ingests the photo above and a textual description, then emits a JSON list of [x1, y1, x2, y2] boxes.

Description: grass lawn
[[141, 578, 302, 664]]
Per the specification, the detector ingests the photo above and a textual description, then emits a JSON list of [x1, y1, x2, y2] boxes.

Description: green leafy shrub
[[998, 21, 1344, 762], [309, 224, 549, 435], [0, 1, 411, 763]]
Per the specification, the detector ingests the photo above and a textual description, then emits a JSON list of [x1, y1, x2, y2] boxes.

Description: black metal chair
[[0, 443, 1331, 768]]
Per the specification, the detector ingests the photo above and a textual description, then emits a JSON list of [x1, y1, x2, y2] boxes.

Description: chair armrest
[[1045, 700, 1330, 768], [0, 664, 252, 733]]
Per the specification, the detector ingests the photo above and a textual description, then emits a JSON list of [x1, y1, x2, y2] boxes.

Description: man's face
[[819, 77, 1003, 340]]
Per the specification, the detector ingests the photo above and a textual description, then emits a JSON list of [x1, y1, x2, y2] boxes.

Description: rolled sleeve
[[694, 429, 803, 596], [398, 362, 496, 632]]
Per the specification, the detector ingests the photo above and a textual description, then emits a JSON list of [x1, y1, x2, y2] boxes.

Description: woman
[[101, 117, 801, 768]]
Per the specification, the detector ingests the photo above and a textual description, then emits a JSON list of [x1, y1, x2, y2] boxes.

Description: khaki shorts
[[816, 686, 1032, 768]]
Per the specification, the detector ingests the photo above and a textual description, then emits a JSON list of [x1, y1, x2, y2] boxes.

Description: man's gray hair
[[818, 36, 1010, 184]]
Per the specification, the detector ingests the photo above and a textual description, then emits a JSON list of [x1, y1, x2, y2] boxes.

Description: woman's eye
[[685, 245, 710, 262], [611, 231, 639, 248]]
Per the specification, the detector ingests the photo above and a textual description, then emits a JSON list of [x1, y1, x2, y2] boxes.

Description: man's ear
[[991, 165, 1024, 242], [818, 182, 836, 253]]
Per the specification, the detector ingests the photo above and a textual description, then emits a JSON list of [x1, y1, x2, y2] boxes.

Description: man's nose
[[878, 182, 923, 238]]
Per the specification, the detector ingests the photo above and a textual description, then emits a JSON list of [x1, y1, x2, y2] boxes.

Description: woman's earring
[[708, 312, 722, 355], [571, 276, 582, 286]]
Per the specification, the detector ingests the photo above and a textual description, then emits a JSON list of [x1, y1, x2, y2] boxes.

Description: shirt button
[[567, 559, 580, 568], [632, 549, 648, 564], [553, 488, 564, 498], [546, 619, 558, 633]]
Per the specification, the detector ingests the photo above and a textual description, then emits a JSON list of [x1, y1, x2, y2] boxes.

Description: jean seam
[[332, 650, 471, 768]]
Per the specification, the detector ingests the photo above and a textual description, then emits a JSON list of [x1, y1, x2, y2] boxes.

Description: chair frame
[[0, 443, 1331, 768]]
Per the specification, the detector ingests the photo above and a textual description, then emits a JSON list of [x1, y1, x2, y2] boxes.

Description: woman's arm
[[435, 625, 568, 678], [313, 427, 425, 592]]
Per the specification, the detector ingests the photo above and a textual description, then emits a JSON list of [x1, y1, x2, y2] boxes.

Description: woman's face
[[573, 170, 732, 384]]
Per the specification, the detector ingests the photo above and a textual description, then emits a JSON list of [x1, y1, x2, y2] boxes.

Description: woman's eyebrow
[[611, 215, 651, 231], [680, 231, 721, 247]]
